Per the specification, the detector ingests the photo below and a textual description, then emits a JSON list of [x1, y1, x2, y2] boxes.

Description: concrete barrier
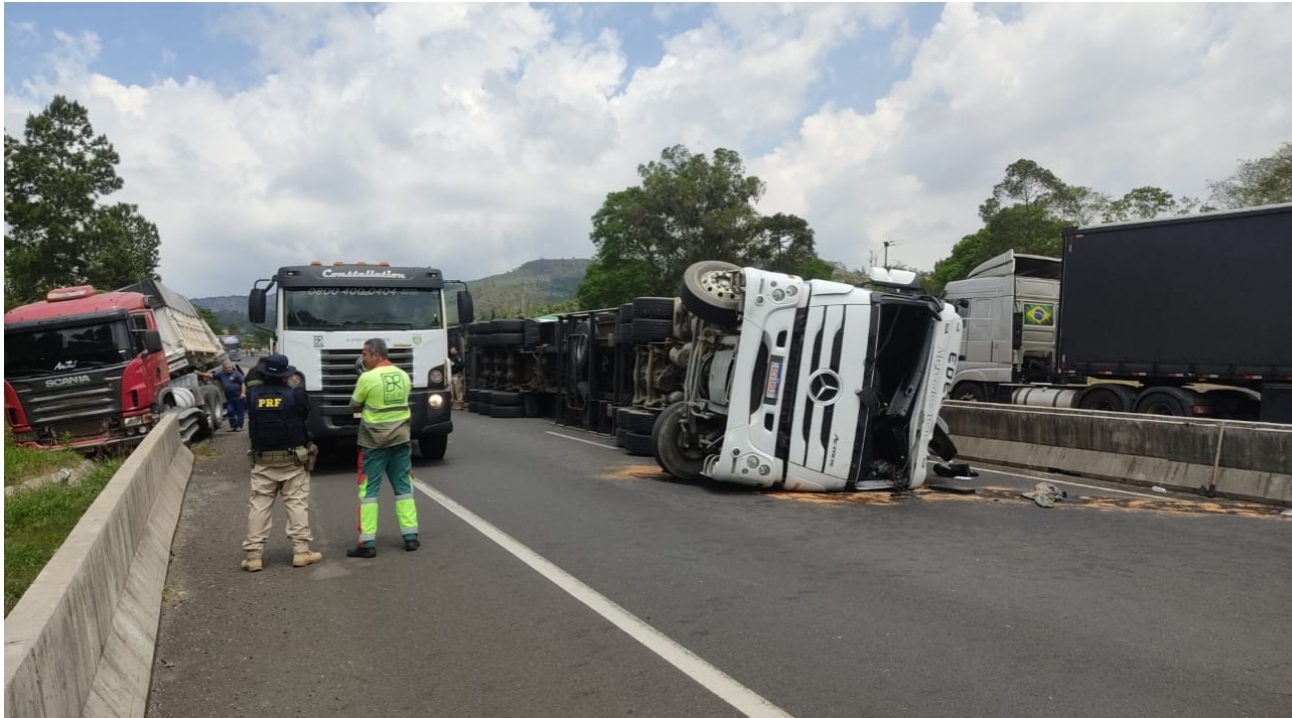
[[941, 401, 1292, 506], [4, 413, 193, 718]]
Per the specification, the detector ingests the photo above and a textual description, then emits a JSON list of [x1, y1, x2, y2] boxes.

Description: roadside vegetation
[[3, 427, 85, 487], [4, 454, 122, 615]]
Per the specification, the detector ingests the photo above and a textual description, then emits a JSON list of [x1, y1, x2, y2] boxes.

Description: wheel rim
[[698, 270, 738, 303]]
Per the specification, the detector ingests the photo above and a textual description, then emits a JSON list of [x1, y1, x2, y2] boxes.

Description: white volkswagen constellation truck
[[651, 260, 964, 492]]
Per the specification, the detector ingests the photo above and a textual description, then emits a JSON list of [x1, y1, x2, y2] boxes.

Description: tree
[[1206, 140, 1292, 209], [576, 145, 826, 308], [198, 307, 222, 336], [4, 95, 162, 305]]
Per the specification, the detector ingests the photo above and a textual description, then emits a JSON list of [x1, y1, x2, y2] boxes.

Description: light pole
[[882, 240, 896, 269]]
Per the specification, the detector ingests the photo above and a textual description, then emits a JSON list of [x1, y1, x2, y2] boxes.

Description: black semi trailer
[[1056, 202, 1292, 423]]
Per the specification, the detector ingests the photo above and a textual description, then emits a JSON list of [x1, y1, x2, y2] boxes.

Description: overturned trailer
[[461, 261, 967, 491]]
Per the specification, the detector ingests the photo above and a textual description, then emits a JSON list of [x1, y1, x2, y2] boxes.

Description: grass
[[4, 428, 86, 486], [4, 457, 123, 616]]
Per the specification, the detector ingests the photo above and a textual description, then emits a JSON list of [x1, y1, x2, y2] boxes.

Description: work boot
[[346, 545, 377, 559], [293, 550, 323, 567], [404, 538, 421, 552], [241, 554, 263, 572]]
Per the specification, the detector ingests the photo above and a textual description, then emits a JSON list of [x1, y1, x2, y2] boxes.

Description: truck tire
[[491, 405, 526, 419], [491, 391, 524, 407], [680, 260, 741, 327], [1133, 386, 1200, 417], [1076, 384, 1136, 414], [650, 402, 707, 480], [617, 408, 658, 434], [419, 435, 448, 461], [493, 319, 525, 334], [952, 382, 986, 402], [632, 297, 674, 320], [623, 431, 655, 457], [631, 319, 674, 344]]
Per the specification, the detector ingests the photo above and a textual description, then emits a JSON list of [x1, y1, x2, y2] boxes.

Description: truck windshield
[[282, 288, 443, 330], [5, 321, 135, 376]]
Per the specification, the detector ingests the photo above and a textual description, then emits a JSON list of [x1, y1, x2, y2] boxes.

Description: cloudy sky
[[5, 2, 1290, 300]]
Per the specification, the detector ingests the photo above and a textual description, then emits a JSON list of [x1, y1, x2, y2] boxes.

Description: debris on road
[[925, 482, 977, 495], [1021, 482, 1067, 508], [933, 461, 979, 480]]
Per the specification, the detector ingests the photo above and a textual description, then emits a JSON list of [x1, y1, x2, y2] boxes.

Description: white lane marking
[[412, 479, 796, 718], [545, 430, 619, 450], [978, 468, 1188, 501]]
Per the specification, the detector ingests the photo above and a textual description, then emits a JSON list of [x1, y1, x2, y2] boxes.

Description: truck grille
[[318, 348, 415, 417], [11, 371, 123, 426]]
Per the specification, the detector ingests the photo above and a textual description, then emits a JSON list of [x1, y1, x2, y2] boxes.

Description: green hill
[[460, 258, 590, 319]]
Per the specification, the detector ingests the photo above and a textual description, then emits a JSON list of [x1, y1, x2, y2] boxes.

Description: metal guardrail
[[939, 401, 1292, 506]]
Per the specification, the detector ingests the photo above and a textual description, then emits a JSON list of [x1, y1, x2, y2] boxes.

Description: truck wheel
[[1133, 386, 1199, 417], [952, 382, 986, 402], [623, 431, 655, 457], [631, 297, 675, 320], [419, 435, 448, 461], [680, 260, 741, 327], [1076, 384, 1136, 414], [491, 405, 526, 419], [631, 319, 674, 344], [651, 402, 707, 480]]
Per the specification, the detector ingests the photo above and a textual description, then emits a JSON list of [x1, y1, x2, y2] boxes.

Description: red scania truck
[[4, 280, 227, 451]]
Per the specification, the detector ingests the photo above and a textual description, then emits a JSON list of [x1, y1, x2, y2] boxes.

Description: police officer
[[240, 353, 323, 572]]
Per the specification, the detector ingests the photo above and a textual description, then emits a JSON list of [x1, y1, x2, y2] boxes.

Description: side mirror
[[142, 329, 163, 354], [457, 291, 475, 326], [248, 288, 267, 325], [868, 266, 920, 288]]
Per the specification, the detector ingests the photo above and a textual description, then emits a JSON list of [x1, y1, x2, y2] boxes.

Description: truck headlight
[[428, 366, 445, 387], [428, 393, 444, 409], [123, 415, 148, 427]]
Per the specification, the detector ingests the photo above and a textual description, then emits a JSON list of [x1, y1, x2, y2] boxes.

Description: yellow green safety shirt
[[349, 360, 412, 449]]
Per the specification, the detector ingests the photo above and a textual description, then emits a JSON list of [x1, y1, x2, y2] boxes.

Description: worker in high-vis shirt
[[346, 337, 420, 558]]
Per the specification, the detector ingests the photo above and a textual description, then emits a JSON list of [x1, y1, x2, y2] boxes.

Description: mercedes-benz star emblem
[[807, 369, 842, 406]]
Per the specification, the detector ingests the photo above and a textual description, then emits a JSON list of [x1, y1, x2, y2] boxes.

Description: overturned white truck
[[651, 261, 965, 492]]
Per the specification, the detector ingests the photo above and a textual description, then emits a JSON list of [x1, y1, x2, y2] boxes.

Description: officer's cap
[[260, 353, 297, 378]]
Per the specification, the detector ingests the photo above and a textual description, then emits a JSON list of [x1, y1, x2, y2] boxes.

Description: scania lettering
[[248, 262, 474, 460], [45, 375, 92, 388], [650, 260, 964, 492]]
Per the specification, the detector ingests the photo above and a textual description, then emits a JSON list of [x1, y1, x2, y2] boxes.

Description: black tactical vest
[[247, 382, 307, 451]]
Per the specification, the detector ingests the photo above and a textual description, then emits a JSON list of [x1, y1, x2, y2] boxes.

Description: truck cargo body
[[119, 279, 225, 377], [1058, 203, 1292, 382]]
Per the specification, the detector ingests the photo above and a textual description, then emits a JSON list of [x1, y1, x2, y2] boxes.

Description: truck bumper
[[306, 389, 454, 441]]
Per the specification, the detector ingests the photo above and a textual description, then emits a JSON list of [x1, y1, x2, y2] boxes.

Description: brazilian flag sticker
[[1023, 303, 1054, 326]]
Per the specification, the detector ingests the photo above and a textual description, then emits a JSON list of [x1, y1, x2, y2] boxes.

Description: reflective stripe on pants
[[355, 443, 417, 547]]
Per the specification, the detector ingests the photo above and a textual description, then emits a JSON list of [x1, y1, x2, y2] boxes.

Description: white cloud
[[4, 2, 1289, 299], [752, 2, 1292, 273]]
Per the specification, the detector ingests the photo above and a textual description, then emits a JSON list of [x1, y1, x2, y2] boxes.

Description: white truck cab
[[651, 261, 964, 492]]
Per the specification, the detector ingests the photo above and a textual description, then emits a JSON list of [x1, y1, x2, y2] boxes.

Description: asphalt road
[[146, 411, 1292, 718]]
